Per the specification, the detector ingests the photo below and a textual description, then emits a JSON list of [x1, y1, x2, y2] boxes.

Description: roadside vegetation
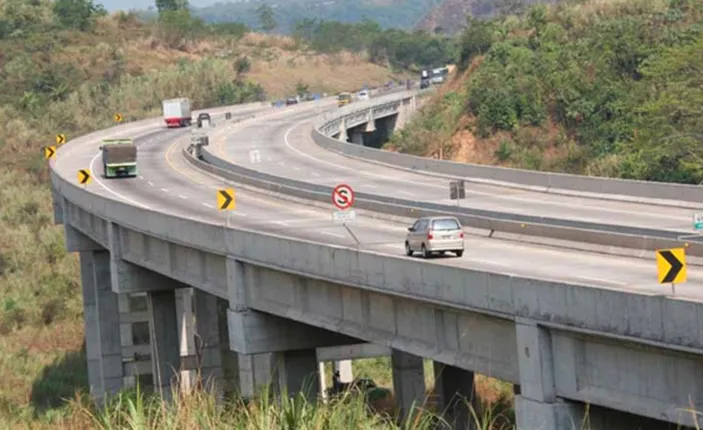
[[389, 0, 703, 184], [0, 0, 427, 426]]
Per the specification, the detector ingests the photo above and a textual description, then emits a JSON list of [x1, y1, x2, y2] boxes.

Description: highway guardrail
[[311, 94, 703, 209], [189, 144, 703, 257]]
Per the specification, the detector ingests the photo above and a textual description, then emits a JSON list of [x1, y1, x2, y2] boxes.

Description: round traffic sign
[[332, 184, 355, 210]]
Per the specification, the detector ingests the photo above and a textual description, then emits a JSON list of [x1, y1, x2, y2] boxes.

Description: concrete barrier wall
[[195, 145, 703, 257], [51, 168, 703, 354], [312, 93, 703, 206]]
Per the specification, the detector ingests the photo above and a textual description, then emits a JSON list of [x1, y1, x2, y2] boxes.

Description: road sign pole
[[342, 222, 361, 248]]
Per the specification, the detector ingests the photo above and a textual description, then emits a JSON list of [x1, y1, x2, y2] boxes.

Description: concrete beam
[[227, 308, 359, 354], [66, 224, 103, 253], [316, 343, 391, 361]]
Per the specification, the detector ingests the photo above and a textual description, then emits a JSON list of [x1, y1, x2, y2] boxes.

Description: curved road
[[215, 101, 696, 232], [51, 100, 703, 302]]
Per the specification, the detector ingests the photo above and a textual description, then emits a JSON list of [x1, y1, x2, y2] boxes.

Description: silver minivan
[[405, 216, 464, 258]]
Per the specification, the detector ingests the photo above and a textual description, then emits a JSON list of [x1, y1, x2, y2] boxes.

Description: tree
[[155, 0, 188, 13], [233, 56, 251, 82], [53, 0, 106, 31], [255, 4, 276, 32], [295, 80, 309, 97]]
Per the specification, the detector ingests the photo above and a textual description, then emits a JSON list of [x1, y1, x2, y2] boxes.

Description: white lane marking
[[321, 231, 346, 238], [311, 172, 321, 177], [178, 195, 188, 199], [272, 220, 289, 226], [89, 151, 150, 209], [282, 120, 690, 221], [148, 181, 154, 186], [202, 203, 214, 208], [160, 188, 170, 193], [293, 166, 301, 171], [139, 175, 144, 179]]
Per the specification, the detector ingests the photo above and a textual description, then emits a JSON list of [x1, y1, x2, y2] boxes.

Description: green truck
[[100, 138, 137, 178]]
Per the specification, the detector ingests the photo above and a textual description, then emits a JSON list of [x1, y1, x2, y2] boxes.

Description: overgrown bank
[[389, 0, 703, 184], [0, 2, 403, 425]]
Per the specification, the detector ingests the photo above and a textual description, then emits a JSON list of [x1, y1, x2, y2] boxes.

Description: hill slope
[[0, 4, 404, 425], [390, 0, 703, 184]]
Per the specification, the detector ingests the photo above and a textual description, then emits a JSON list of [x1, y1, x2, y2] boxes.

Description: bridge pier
[[349, 130, 364, 145], [391, 349, 426, 421], [226, 257, 358, 400], [193, 289, 225, 400], [80, 250, 124, 405], [148, 289, 182, 401], [433, 362, 478, 430], [514, 319, 582, 430]]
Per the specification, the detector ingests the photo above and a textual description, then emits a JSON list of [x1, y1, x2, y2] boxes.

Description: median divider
[[184, 143, 703, 258], [311, 93, 703, 209]]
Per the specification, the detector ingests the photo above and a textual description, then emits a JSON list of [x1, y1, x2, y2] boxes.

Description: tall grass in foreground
[[61, 379, 523, 430]]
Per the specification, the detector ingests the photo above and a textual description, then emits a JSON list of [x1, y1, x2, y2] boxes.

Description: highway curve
[[51, 99, 703, 301], [214, 99, 695, 233]]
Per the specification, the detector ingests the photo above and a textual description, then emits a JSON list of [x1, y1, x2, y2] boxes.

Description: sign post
[[656, 248, 687, 295], [694, 213, 703, 231], [249, 148, 261, 164], [217, 188, 236, 229], [78, 169, 91, 189], [449, 180, 465, 207], [331, 184, 360, 246]]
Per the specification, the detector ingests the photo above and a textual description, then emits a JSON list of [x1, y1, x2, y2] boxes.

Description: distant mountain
[[191, 0, 445, 32], [97, 0, 557, 35], [96, 0, 220, 11]]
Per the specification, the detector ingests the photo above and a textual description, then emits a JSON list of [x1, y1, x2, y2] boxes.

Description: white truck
[[162, 98, 191, 128]]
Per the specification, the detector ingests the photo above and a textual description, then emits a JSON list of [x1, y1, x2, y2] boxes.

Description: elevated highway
[[50, 92, 703, 430]]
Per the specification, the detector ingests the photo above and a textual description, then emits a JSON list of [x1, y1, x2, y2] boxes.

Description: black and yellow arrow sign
[[656, 248, 686, 284], [78, 169, 91, 185], [217, 188, 235, 210], [56, 134, 66, 144], [44, 146, 56, 159], [114, 113, 123, 122]]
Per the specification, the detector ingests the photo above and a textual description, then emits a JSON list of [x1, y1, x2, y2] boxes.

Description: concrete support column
[[350, 130, 364, 145], [176, 288, 196, 394], [433, 362, 477, 430], [334, 360, 353, 383], [514, 319, 581, 430], [391, 349, 426, 421], [80, 251, 104, 404], [338, 119, 348, 141], [238, 352, 278, 398], [85, 250, 124, 405], [226, 257, 276, 399], [148, 290, 181, 401], [277, 349, 320, 401], [194, 289, 224, 399]]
